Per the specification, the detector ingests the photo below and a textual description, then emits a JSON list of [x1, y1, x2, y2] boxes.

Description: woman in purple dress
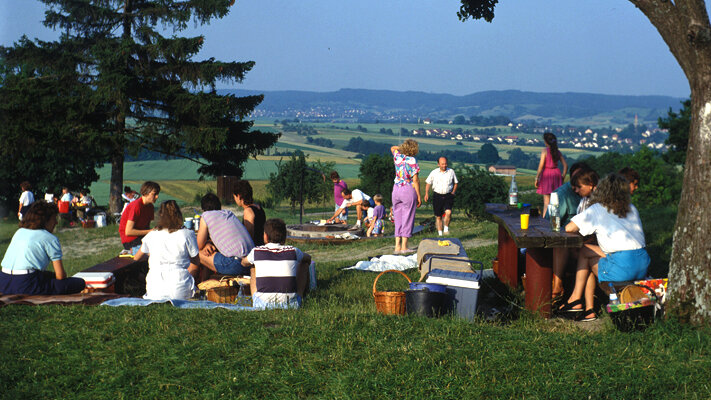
[[535, 132, 568, 217], [390, 139, 421, 254]]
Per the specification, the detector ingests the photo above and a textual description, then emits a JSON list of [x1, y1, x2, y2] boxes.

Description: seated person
[[121, 186, 140, 214], [573, 169, 599, 214], [241, 218, 311, 309], [558, 174, 650, 322], [119, 181, 161, 251], [366, 194, 386, 237], [134, 200, 199, 300], [618, 167, 640, 194], [232, 180, 266, 246], [326, 188, 373, 227], [78, 190, 96, 208], [197, 193, 255, 278], [0, 202, 85, 295]]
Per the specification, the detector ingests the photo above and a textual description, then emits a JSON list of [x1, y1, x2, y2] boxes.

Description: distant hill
[[219, 88, 686, 127]]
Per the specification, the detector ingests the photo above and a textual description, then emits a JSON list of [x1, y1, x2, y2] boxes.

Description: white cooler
[[73, 272, 116, 292]]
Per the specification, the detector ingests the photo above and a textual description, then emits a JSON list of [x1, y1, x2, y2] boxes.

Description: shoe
[[444, 227, 449, 234], [438, 231, 443, 236], [555, 298, 584, 314], [576, 309, 597, 322]]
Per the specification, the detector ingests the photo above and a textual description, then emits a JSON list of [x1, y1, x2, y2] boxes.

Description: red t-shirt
[[119, 198, 154, 244]]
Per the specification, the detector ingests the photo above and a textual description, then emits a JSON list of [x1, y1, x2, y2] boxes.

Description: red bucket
[[58, 201, 70, 213]]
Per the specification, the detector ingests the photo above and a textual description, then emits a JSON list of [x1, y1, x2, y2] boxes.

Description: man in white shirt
[[424, 157, 458, 236], [326, 188, 374, 228]]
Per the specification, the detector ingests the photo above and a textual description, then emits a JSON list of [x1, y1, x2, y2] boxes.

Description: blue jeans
[[213, 252, 250, 276]]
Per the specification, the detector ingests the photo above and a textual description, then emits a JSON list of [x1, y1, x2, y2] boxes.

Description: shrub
[[358, 153, 394, 206], [453, 166, 507, 219], [267, 151, 334, 212]]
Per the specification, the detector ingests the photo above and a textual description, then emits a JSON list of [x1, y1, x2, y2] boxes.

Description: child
[[367, 194, 385, 237], [241, 218, 312, 309]]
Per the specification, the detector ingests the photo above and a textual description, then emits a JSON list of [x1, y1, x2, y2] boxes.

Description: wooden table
[[81, 256, 148, 297], [486, 203, 584, 317]]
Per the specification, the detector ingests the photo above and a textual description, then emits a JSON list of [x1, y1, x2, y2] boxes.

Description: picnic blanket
[[344, 254, 417, 272], [101, 297, 256, 311], [0, 292, 127, 307]]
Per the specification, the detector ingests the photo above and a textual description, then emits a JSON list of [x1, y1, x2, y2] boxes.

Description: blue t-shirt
[[1, 228, 63, 271]]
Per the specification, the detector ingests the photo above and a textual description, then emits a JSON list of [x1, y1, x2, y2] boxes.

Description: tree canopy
[[0, 0, 279, 213]]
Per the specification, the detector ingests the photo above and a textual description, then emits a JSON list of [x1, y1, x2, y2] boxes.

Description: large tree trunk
[[668, 78, 711, 325]]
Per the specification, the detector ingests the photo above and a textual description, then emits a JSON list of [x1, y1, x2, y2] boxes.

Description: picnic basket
[[372, 269, 412, 315], [199, 277, 249, 304]]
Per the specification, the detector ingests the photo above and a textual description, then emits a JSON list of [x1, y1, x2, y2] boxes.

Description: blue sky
[[0, 0, 694, 98]]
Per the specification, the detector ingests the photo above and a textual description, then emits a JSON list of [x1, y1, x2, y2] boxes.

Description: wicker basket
[[372, 269, 412, 315], [207, 285, 239, 304]]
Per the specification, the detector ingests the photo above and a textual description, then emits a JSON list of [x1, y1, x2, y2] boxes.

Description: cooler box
[[58, 201, 70, 214], [73, 272, 116, 293], [426, 266, 482, 320]]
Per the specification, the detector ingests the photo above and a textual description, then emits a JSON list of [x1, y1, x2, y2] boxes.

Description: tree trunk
[[668, 77, 711, 325], [109, 150, 124, 215]]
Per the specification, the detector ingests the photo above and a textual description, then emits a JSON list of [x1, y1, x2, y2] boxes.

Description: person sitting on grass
[[241, 218, 311, 309], [0, 202, 85, 295], [232, 180, 266, 246], [557, 174, 650, 322], [366, 194, 386, 237], [134, 200, 200, 300], [119, 181, 160, 251], [197, 193, 254, 281]]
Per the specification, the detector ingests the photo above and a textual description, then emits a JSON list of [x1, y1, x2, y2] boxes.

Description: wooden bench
[[80, 256, 148, 297], [486, 203, 584, 317]]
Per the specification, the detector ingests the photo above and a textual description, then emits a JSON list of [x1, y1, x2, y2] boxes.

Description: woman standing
[[134, 200, 199, 300], [0, 202, 85, 295], [535, 132, 567, 217], [390, 139, 421, 254], [18, 181, 35, 221]]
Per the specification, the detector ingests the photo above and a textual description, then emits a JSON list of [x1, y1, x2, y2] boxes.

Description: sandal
[[576, 309, 597, 322], [555, 298, 584, 314]]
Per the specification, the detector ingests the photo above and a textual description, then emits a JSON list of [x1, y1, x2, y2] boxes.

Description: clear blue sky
[[0, 0, 695, 98]]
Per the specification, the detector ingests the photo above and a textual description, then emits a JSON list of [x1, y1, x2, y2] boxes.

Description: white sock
[[438, 230, 443, 236], [356, 220, 361, 227], [444, 226, 449, 233]]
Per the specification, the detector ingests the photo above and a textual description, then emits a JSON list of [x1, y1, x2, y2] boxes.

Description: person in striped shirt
[[241, 218, 311, 309]]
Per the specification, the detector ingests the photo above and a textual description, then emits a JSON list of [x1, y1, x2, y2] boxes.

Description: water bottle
[[608, 283, 620, 305], [508, 175, 518, 206], [549, 192, 560, 231]]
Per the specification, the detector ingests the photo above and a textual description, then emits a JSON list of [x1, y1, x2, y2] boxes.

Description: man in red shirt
[[119, 181, 161, 250]]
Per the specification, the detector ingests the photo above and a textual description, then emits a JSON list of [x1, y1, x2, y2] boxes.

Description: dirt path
[[61, 236, 121, 259]]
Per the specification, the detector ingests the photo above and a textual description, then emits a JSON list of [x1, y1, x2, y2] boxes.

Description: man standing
[[424, 157, 458, 236], [197, 193, 254, 278], [119, 181, 160, 250]]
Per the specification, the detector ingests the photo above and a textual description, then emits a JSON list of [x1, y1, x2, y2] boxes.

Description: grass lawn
[[1, 207, 706, 399]]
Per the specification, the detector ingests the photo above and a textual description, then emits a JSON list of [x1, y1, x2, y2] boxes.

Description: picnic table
[[486, 203, 584, 317]]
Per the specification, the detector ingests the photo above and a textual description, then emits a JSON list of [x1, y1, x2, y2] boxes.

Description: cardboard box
[[426, 268, 481, 320]]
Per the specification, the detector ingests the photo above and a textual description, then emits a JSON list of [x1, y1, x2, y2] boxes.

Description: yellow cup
[[520, 213, 530, 230]]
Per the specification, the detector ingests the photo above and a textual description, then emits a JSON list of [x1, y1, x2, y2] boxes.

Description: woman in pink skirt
[[535, 132, 567, 217], [390, 140, 421, 253]]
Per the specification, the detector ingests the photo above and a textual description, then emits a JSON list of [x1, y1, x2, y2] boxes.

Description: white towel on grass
[[344, 254, 417, 272]]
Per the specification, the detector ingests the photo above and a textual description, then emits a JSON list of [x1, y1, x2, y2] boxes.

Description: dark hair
[[20, 202, 58, 230], [543, 132, 561, 163], [590, 174, 631, 218], [569, 162, 591, 177], [20, 181, 31, 191], [80, 189, 88, 196], [618, 167, 640, 185], [201, 193, 222, 211], [341, 188, 352, 196], [330, 171, 340, 180], [264, 218, 287, 244], [140, 181, 161, 196], [155, 200, 183, 232], [124, 186, 132, 193], [572, 169, 599, 189], [232, 180, 254, 205]]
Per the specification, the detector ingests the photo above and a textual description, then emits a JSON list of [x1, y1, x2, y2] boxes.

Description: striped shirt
[[201, 210, 254, 258], [246, 243, 304, 309]]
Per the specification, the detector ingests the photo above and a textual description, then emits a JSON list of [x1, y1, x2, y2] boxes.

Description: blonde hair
[[399, 139, 419, 157], [373, 194, 383, 204]]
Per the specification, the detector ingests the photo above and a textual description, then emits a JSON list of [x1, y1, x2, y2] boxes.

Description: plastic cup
[[184, 217, 194, 230], [520, 213, 530, 230]]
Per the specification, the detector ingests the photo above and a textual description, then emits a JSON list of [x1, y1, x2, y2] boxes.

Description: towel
[[101, 297, 256, 311], [344, 254, 417, 272]]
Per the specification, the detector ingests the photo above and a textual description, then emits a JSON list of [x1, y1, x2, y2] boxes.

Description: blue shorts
[[213, 252, 250, 276], [371, 219, 384, 235], [598, 248, 650, 282]]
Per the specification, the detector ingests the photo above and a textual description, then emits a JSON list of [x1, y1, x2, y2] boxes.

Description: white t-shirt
[[343, 189, 371, 207], [19, 191, 34, 206], [141, 228, 199, 300], [60, 192, 74, 202], [571, 203, 645, 254], [425, 168, 458, 194]]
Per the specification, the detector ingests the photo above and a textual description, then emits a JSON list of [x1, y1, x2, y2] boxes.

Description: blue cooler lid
[[426, 268, 481, 289]]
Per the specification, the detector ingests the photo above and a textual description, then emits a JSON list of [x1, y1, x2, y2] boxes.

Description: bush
[[453, 166, 508, 219], [266, 151, 334, 212], [358, 153, 394, 206]]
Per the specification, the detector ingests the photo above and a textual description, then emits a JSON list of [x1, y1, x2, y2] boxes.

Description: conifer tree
[[1, 0, 279, 213]]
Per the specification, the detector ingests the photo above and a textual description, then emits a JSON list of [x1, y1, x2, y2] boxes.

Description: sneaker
[[438, 230, 443, 236], [444, 226, 449, 234]]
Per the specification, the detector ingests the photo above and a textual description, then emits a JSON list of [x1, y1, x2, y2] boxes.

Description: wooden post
[[525, 248, 553, 318]]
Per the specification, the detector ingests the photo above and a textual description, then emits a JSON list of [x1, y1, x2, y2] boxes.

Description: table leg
[[525, 248, 553, 318], [497, 225, 519, 288]]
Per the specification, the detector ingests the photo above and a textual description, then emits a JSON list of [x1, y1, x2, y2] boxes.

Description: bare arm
[[560, 153, 568, 181], [196, 221, 209, 250], [52, 260, 67, 280], [565, 221, 579, 233], [451, 182, 458, 195], [534, 150, 546, 188], [243, 206, 255, 238], [390, 145, 399, 154], [327, 206, 347, 222], [125, 219, 152, 237], [424, 183, 432, 202], [241, 257, 253, 267], [413, 174, 421, 208], [133, 249, 148, 261]]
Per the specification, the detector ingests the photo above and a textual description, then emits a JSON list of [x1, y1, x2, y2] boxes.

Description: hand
[[424, 193, 429, 203], [534, 178, 540, 188], [416, 197, 422, 208], [201, 243, 217, 257]]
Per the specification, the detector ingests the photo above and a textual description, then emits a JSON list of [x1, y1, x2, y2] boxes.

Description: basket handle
[[372, 269, 412, 297]]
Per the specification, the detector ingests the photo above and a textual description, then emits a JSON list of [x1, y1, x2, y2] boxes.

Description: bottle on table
[[508, 175, 518, 206], [549, 192, 560, 232]]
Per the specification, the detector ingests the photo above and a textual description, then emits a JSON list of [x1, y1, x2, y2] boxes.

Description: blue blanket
[[101, 297, 256, 311]]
